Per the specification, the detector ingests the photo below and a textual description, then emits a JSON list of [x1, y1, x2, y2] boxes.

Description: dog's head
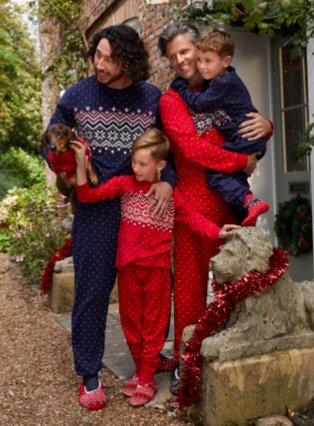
[[43, 123, 77, 154]]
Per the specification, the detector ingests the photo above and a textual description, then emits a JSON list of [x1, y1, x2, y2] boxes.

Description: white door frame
[[308, 38, 314, 274]]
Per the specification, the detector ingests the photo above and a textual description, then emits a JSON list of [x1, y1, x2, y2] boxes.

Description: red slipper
[[242, 199, 269, 226], [122, 374, 139, 397], [128, 382, 157, 407], [79, 383, 107, 410]]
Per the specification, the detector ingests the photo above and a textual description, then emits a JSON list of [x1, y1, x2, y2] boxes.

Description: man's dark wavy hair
[[88, 25, 150, 82]]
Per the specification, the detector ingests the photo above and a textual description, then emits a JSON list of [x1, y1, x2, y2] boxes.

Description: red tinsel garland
[[178, 247, 289, 409], [40, 238, 73, 295]]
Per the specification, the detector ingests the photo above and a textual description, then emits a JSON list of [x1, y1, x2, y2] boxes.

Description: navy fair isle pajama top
[[49, 75, 176, 378]]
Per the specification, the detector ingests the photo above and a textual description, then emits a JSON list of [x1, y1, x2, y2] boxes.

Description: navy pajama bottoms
[[71, 197, 120, 378], [206, 137, 267, 209], [206, 169, 249, 207]]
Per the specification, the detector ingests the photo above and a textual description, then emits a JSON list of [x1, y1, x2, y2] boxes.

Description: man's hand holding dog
[[70, 140, 88, 186]]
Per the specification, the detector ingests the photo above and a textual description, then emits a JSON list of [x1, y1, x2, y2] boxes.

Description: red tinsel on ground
[[178, 247, 289, 409], [40, 239, 73, 295]]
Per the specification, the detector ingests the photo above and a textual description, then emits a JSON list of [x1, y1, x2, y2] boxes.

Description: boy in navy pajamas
[[45, 25, 175, 410], [171, 28, 270, 226]]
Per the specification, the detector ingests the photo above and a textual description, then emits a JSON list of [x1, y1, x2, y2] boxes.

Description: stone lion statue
[[200, 227, 314, 362]]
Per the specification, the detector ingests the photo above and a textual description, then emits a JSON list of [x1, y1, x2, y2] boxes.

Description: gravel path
[[0, 253, 196, 426]]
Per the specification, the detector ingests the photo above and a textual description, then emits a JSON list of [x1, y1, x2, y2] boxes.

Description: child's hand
[[244, 154, 258, 176], [171, 77, 188, 92], [219, 224, 241, 239], [70, 140, 87, 165], [70, 140, 88, 186]]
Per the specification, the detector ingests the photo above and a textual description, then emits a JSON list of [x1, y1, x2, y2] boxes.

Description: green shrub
[[0, 148, 46, 198], [0, 170, 22, 199], [0, 229, 12, 252], [0, 181, 70, 285]]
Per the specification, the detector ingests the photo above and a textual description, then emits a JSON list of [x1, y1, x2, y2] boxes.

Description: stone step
[[49, 256, 118, 313]]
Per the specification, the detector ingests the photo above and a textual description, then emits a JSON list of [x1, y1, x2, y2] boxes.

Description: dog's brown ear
[[68, 127, 77, 141]]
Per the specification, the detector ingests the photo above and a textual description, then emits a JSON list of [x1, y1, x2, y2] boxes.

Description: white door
[[230, 29, 275, 238], [271, 39, 313, 281]]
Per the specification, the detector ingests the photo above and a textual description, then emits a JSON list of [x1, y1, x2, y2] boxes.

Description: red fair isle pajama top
[[76, 174, 226, 381]]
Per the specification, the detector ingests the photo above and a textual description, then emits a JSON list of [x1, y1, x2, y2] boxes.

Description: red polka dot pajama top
[[159, 88, 248, 357]]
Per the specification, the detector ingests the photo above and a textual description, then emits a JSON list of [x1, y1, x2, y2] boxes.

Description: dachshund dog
[[42, 123, 98, 211]]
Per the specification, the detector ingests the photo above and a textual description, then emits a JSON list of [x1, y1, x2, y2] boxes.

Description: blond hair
[[196, 28, 235, 58], [131, 128, 170, 161]]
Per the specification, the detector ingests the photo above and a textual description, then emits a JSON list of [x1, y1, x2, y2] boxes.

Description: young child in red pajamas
[[72, 128, 239, 407]]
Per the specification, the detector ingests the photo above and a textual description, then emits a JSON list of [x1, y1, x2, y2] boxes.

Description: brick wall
[[39, 12, 63, 127], [40, 0, 187, 123], [80, 0, 187, 92]]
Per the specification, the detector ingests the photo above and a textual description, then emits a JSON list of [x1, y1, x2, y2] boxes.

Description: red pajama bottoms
[[172, 191, 235, 358], [118, 264, 171, 384], [173, 222, 221, 357]]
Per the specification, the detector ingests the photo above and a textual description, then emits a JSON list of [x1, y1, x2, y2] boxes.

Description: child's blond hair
[[196, 28, 235, 58], [131, 128, 170, 161]]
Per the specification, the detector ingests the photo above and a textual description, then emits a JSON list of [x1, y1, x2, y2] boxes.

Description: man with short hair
[[158, 22, 272, 394]]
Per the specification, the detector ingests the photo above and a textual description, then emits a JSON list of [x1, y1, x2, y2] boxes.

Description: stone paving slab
[[54, 302, 175, 405], [54, 283, 215, 408]]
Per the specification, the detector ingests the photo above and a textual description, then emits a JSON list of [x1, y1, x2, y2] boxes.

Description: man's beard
[[95, 68, 126, 85]]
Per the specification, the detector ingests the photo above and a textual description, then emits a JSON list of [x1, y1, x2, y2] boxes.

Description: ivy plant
[[31, 0, 88, 89], [290, 115, 314, 163], [178, 0, 314, 60]]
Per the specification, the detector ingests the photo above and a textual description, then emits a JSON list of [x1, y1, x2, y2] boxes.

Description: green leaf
[[178, 0, 313, 58]]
